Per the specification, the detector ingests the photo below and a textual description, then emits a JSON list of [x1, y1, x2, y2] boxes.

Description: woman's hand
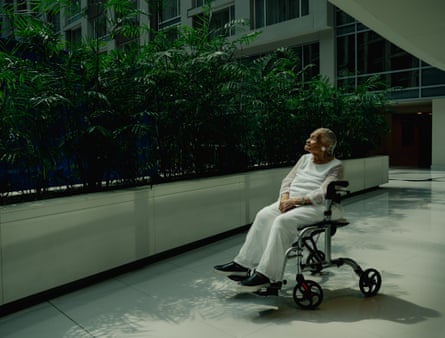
[[279, 194, 309, 213], [279, 198, 295, 213], [279, 194, 297, 213]]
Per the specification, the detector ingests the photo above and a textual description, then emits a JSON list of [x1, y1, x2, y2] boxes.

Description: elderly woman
[[214, 128, 344, 291]]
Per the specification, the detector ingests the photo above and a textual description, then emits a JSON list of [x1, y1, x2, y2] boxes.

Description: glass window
[[66, 0, 82, 24], [250, 0, 265, 29], [422, 68, 445, 86], [422, 86, 445, 97], [266, 0, 299, 26], [357, 31, 386, 74], [301, 0, 309, 16], [356, 23, 369, 32], [161, 0, 180, 22], [337, 35, 355, 76], [95, 15, 107, 39], [337, 78, 356, 92], [303, 42, 319, 79], [336, 8, 445, 100], [194, 0, 214, 8], [209, 6, 235, 37], [47, 12, 61, 33], [390, 89, 420, 100], [66, 28, 82, 49], [357, 74, 389, 90], [390, 44, 418, 70], [251, 0, 307, 28], [336, 25, 355, 36], [336, 9, 355, 26], [390, 70, 419, 88]]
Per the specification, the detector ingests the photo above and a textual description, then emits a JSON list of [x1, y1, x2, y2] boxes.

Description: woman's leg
[[255, 205, 325, 281], [234, 202, 281, 269]]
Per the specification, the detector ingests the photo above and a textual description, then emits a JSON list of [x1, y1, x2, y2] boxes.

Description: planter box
[[0, 156, 388, 306]]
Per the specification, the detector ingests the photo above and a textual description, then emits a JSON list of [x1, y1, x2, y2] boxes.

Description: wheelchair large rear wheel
[[359, 268, 382, 297], [293, 280, 323, 309]]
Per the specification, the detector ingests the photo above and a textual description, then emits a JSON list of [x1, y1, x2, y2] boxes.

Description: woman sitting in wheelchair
[[214, 127, 344, 291]]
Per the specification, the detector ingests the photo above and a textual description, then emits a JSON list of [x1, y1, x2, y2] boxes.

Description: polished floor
[[1, 169, 445, 338]]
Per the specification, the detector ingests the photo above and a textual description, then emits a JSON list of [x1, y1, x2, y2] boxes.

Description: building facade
[[2, 0, 445, 169]]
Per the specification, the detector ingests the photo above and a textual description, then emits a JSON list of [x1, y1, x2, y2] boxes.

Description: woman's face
[[304, 129, 327, 155]]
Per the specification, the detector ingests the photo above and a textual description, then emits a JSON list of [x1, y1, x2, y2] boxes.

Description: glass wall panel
[[337, 78, 355, 92], [390, 70, 419, 88], [422, 86, 445, 97], [209, 6, 235, 37], [336, 10, 354, 26], [303, 42, 319, 79], [266, 0, 299, 25], [336, 8, 445, 100], [301, 0, 309, 16], [66, 28, 82, 49], [390, 89, 420, 100], [251, 0, 308, 29], [390, 44, 418, 70], [250, 0, 265, 29], [161, 0, 180, 22], [337, 35, 355, 76], [194, 0, 214, 7], [422, 68, 445, 86], [336, 25, 355, 35], [357, 74, 389, 90], [66, 0, 81, 25], [357, 31, 386, 74]]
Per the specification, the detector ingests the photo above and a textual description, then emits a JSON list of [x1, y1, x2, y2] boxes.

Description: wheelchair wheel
[[293, 280, 323, 309], [305, 250, 325, 273], [359, 268, 382, 297]]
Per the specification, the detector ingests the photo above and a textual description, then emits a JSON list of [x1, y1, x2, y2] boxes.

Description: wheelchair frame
[[255, 180, 382, 309]]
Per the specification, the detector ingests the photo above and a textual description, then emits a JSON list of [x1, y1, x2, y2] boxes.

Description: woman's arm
[[278, 156, 306, 212], [305, 164, 344, 205], [279, 156, 305, 197]]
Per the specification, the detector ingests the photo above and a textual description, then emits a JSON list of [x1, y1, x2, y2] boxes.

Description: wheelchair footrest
[[254, 281, 285, 296]]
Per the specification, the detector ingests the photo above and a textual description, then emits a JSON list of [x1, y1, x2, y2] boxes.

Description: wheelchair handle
[[326, 180, 350, 202]]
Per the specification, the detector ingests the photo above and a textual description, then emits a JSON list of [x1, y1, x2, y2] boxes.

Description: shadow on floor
[[245, 289, 442, 324]]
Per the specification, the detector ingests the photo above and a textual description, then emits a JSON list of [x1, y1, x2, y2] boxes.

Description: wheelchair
[[253, 180, 382, 309]]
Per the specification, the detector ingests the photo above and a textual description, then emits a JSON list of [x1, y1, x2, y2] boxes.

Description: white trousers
[[234, 201, 343, 281]]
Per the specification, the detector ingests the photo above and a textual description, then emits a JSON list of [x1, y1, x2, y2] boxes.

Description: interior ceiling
[[328, 0, 445, 71]]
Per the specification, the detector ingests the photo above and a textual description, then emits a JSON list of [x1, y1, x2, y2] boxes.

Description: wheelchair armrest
[[326, 180, 350, 202]]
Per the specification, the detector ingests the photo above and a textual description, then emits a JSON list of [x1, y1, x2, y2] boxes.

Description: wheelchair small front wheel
[[293, 280, 323, 309], [359, 268, 382, 297]]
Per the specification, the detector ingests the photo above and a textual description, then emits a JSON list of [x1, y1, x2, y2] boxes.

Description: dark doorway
[[390, 112, 432, 168]]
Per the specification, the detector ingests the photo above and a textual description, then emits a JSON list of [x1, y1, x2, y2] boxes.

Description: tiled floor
[[1, 169, 445, 338]]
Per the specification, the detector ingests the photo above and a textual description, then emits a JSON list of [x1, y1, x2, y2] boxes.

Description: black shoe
[[238, 272, 271, 292], [214, 261, 250, 277]]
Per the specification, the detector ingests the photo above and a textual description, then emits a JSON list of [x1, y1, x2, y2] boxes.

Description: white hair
[[319, 128, 337, 156]]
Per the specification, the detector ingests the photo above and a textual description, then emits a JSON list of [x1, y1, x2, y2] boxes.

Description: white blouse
[[279, 153, 344, 205]]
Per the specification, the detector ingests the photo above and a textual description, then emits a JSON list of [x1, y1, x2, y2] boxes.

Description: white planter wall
[[0, 156, 388, 306]]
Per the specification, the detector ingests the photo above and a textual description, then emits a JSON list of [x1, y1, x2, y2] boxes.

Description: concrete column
[[318, 28, 336, 83], [431, 98, 445, 170]]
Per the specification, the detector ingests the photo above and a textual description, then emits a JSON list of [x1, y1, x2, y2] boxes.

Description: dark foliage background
[[0, 2, 389, 204]]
